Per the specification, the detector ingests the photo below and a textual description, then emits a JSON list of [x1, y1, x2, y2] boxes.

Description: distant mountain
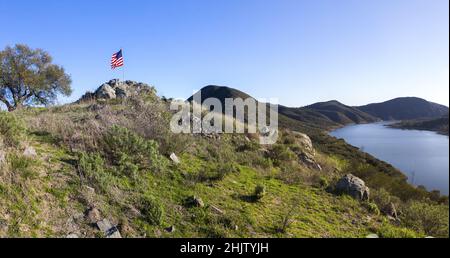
[[187, 85, 252, 105], [188, 86, 449, 133], [356, 97, 449, 121], [304, 100, 379, 125], [390, 114, 449, 135], [188, 86, 378, 129]]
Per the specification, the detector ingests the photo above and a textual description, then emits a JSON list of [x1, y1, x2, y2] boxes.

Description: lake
[[330, 122, 449, 195]]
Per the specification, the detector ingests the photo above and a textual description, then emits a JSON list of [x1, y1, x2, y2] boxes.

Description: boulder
[[299, 152, 322, 171], [95, 84, 116, 99], [186, 196, 204, 208], [85, 207, 101, 224], [66, 233, 79, 238], [96, 218, 122, 238], [366, 234, 379, 238], [292, 131, 314, 154], [165, 225, 176, 233], [170, 153, 180, 164], [289, 132, 322, 170], [382, 202, 398, 220], [336, 174, 370, 201], [23, 146, 37, 157]]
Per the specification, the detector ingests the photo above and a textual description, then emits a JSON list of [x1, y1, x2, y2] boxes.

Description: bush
[[364, 202, 380, 216], [139, 195, 164, 226], [103, 125, 166, 172], [401, 201, 449, 237], [318, 176, 329, 188], [268, 144, 297, 166], [0, 112, 26, 147], [78, 152, 115, 193], [376, 221, 420, 238], [253, 185, 266, 201]]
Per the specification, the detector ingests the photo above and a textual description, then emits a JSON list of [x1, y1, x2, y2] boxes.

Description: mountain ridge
[[188, 85, 447, 129]]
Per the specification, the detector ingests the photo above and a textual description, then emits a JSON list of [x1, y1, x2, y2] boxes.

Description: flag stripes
[[111, 49, 124, 69]]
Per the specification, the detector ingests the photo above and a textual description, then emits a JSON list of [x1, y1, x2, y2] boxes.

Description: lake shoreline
[[330, 122, 449, 195]]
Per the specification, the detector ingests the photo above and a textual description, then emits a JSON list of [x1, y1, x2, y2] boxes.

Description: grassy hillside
[[0, 88, 448, 238]]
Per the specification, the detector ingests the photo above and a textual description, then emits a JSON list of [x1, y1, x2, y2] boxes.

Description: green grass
[[1, 98, 446, 238]]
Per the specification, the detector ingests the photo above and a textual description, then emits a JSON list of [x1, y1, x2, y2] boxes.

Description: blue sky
[[0, 0, 448, 107]]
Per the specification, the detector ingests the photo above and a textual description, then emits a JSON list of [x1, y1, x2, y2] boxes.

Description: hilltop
[[357, 97, 449, 121], [305, 100, 379, 125], [0, 81, 448, 238]]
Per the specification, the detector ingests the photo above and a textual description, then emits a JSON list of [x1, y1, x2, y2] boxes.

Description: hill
[[390, 114, 449, 135], [357, 97, 449, 121], [188, 86, 377, 129], [304, 100, 379, 125], [0, 81, 448, 238], [187, 85, 252, 105]]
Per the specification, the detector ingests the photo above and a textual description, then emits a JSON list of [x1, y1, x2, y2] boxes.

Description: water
[[330, 122, 449, 195]]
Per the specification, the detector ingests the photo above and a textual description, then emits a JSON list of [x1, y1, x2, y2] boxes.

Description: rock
[[165, 225, 176, 233], [78, 79, 155, 103], [96, 218, 122, 238], [95, 84, 116, 99], [186, 196, 204, 208], [366, 234, 379, 238], [292, 132, 314, 154], [66, 233, 79, 238], [170, 153, 180, 164], [83, 185, 96, 194], [335, 174, 370, 201], [87, 104, 105, 111], [115, 84, 129, 98], [85, 207, 101, 224], [210, 205, 224, 214], [299, 152, 322, 170], [0, 149, 6, 166], [23, 146, 37, 157], [382, 203, 398, 219]]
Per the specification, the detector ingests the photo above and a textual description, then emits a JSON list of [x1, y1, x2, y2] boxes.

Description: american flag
[[111, 49, 124, 69]]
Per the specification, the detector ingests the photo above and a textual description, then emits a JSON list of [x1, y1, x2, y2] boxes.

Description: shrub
[[376, 221, 420, 238], [401, 201, 449, 237], [253, 185, 266, 201], [364, 202, 380, 216], [139, 195, 164, 226], [103, 125, 166, 172], [78, 152, 115, 193], [0, 112, 26, 147], [268, 144, 297, 166], [318, 176, 329, 188]]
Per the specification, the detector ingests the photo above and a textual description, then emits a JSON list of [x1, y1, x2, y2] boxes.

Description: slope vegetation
[[0, 82, 448, 238]]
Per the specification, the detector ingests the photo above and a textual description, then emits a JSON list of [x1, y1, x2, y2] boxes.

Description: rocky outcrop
[[335, 174, 370, 201], [382, 202, 398, 220], [77, 79, 155, 102], [291, 131, 322, 170]]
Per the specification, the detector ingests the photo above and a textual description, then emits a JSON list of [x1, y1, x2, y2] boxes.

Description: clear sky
[[1, 0, 448, 107]]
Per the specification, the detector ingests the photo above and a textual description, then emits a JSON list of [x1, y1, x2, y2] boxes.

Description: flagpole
[[121, 48, 125, 82]]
